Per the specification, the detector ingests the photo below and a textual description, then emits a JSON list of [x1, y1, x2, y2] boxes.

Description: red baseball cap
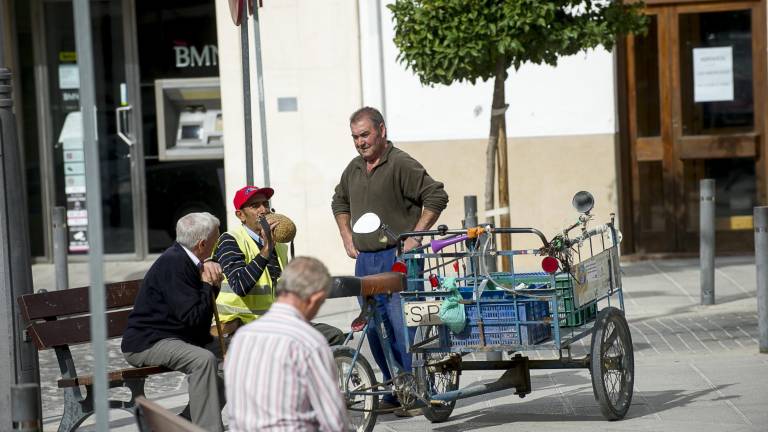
[[233, 185, 275, 210]]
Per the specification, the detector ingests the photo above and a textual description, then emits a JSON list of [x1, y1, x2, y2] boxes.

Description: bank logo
[[174, 44, 219, 68]]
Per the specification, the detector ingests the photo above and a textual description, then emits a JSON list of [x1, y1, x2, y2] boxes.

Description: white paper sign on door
[[693, 46, 734, 102]]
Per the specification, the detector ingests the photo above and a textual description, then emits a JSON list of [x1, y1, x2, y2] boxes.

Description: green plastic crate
[[487, 272, 597, 327]]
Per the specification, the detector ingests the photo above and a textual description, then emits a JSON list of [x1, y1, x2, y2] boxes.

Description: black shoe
[[394, 408, 421, 417], [178, 406, 191, 421], [378, 399, 401, 410]]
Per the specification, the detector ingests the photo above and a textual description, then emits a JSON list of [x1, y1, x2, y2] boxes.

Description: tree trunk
[[485, 57, 510, 271]]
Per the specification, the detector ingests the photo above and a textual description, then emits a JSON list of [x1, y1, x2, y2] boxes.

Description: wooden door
[[625, 0, 767, 254]]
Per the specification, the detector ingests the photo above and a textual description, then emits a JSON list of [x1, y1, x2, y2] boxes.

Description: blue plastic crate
[[440, 299, 551, 348], [489, 272, 597, 327], [458, 287, 507, 300]]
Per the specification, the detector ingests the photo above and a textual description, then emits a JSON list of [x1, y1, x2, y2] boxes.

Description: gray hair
[[276, 256, 332, 300], [175, 212, 220, 249], [349, 106, 385, 130]]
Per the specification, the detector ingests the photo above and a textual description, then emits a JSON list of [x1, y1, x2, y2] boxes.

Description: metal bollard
[[700, 179, 715, 305], [756, 206, 768, 353], [463, 195, 478, 228], [464, 196, 478, 276], [52, 207, 69, 290], [11, 384, 41, 431]]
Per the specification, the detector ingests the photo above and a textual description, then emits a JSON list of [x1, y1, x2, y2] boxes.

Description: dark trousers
[[125, 338, 225, 432], [355, 248, 415, 404]]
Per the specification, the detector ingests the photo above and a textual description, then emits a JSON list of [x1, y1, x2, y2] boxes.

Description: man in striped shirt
[[213, 185, 345, 344], [225, 256, 350, 431]]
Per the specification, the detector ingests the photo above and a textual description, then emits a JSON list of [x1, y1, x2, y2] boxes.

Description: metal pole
[[0, 68, 40, 431], [73, 1, 108, 429], [463, 195, 478, 278], [52, 207, 69, 290], [373, 0, 387, 120], [252, 7, 270, 187], [240, 8, 253, 185], [700, 179, 715, 305], [464, 195, 502, 361], [0, 2, 5, 66], [756, 206, 768, 353], [11, 383, 41, 432], [463, 195, 478, 227]]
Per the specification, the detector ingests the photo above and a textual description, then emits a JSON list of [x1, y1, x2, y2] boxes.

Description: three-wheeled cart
[[333, 192, 634, 431]]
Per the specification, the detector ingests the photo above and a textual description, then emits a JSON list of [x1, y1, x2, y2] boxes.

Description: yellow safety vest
[[214, 225, 289, 324]]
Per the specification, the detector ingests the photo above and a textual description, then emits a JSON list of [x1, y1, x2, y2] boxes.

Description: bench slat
[[17, 280, 143, 321], [27, 309, 132, 349], [58, 365, 171, 388], [136, 396, 207, 432]]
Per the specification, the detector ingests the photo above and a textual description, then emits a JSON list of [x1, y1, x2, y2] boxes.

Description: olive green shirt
[[332, 144, 449, 252]]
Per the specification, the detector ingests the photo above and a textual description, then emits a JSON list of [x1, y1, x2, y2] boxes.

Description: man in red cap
[[212, 186, 344, 344]]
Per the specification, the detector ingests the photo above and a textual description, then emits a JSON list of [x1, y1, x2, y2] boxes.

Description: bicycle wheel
[[413, 325, 460, 422], [589, 306, 634, 420], [333, 346, 378, 432]]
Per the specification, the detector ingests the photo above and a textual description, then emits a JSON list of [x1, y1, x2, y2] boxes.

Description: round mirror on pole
[[352, 213, 381, 234], [572, 191, 595, 214]]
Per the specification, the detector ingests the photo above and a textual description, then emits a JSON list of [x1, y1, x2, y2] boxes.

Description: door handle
[[116, 105, 135, 147]]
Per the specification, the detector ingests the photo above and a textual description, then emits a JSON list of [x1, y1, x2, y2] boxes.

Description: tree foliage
[[388, 0, 648, 86]]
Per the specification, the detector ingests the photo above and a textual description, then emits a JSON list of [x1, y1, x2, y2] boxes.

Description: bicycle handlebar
[[399, 227, 549, 248]]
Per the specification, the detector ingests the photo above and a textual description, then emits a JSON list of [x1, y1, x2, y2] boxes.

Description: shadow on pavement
[[409, 378, 734, 431], [621, 256, 754, 278], [626, 296, 758, 328]]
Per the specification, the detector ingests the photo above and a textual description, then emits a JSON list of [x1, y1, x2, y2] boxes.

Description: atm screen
[[180, 124, 202, 140]]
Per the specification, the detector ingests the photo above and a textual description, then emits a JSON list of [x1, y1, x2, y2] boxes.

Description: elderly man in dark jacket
[[121, 212, 225, 431]]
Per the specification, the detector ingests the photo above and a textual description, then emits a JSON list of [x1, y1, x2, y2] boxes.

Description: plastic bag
[[438, 277, 466, 333]]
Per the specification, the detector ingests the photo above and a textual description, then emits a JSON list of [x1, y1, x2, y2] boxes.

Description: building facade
[[3, 0, 227, 261], [1, 0, 766, 274]]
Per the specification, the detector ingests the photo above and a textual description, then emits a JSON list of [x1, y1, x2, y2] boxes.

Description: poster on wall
[[693, 46, 734, 103], [59, 111, 89, 253], [67, 194, 89, 252], [58, 57, 80, 112]]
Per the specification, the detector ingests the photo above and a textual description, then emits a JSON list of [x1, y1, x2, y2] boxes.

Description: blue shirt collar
[[243, 224, 263, 246]]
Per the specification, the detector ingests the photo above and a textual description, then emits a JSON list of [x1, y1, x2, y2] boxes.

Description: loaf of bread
[[265, 213, 297, 243]]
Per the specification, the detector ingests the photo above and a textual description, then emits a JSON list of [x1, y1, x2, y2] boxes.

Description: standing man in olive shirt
[[331, 106, 448, 413]]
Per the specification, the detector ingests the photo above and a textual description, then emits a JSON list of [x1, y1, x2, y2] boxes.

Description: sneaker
[[394, 408, 421, 418]]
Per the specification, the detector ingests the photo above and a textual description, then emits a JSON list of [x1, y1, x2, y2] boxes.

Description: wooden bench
[[17, 279, 171, 432], [134, 396, 204, 432]]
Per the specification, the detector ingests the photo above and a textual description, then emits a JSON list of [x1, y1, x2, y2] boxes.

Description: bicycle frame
[[341, 297, 407, 406]]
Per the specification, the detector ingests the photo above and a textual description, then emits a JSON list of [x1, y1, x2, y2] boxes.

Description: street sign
[[229, 0, 243, 25]]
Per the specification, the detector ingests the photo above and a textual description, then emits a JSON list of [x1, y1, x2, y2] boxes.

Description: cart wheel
[[333, 346, 378, 432], [413, 325, 460, 422], [589, 306, 634, 420]]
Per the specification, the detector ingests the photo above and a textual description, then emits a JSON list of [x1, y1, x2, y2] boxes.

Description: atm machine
[[155, 77, 223, 160]]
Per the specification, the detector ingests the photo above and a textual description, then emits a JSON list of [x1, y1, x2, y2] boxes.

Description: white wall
[[216, 0, 363, 274], [377, 2, 618, 142], [216, 0, 622, 274]]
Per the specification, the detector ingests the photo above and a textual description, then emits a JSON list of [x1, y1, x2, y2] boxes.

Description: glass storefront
[[13, 0, 226, 259], [135, 0, 226, 252]]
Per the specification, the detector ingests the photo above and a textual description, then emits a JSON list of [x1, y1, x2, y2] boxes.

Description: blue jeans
[[355, 248, 413, 392]]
